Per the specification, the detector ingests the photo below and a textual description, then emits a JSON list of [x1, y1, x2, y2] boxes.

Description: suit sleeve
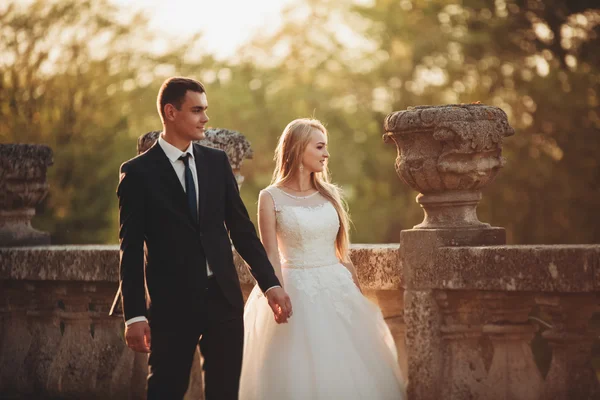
[[222, 153, 281, 292], [117, 162, 148, 321]]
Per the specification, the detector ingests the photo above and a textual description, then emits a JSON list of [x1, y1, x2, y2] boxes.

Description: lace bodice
[[262, 186, 340, 268]]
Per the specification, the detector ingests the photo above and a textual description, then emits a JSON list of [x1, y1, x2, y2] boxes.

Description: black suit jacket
[[109, 142, 280, 325]]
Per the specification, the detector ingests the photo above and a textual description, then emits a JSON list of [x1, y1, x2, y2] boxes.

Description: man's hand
[[125, 321, 151, 353], [265, 287, 293, 324]]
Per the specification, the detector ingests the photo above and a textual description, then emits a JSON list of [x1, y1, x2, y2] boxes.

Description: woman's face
[[301, 129, 329, 173]]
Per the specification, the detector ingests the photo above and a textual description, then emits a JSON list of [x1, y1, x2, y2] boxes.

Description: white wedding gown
[[239, 186, 406, 400]]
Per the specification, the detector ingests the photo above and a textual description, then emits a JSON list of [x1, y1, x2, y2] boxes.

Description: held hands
[[265, 287, 293, 324], [125, 321, 151, 353]]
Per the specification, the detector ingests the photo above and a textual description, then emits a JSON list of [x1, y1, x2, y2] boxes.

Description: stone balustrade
[[401, 238, 600, 400], [1, 243, 598, 399], [0, 244, 404, 399]]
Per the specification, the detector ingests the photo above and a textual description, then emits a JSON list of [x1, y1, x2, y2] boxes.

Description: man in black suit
[[110, 76, 292, 400]]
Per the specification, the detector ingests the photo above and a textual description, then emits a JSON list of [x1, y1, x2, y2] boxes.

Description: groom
[[110, 76, 292, 400]]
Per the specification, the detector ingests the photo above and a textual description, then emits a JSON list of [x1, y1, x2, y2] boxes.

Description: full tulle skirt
[[239, 263, 406, 400]]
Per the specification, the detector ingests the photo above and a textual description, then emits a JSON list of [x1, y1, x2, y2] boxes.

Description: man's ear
[[164, 103, 177, 121]]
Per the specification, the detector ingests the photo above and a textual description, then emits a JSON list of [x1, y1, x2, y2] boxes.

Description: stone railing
[[400, 239, 600, 400], [384, 104, 600, 400], [0, 244, 404, 399]]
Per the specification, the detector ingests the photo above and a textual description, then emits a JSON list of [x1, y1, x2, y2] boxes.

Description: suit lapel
[[146, 142, 197, 229], [193, 144, 208, 226]]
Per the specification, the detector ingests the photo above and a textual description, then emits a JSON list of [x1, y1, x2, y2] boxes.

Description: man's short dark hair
[[157, 77, 206, 121]]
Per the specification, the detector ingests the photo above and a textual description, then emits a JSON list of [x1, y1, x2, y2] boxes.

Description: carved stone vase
[[0, 144, 53, 246], [383, 104, 514, 231]]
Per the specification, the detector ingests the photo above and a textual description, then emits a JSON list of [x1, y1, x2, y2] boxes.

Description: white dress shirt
[[125, 136, 279, 327]]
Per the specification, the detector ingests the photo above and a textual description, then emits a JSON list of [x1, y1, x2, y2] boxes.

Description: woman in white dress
[[239, 118, 405, 400]]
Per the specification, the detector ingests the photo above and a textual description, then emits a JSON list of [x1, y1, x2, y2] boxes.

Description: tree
[[0, 0, 210, 243]]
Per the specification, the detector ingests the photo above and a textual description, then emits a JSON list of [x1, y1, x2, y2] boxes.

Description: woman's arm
[[257, 190, 284, 285]]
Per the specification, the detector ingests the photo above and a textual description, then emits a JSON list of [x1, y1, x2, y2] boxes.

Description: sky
[[111, 0, 294, 60]]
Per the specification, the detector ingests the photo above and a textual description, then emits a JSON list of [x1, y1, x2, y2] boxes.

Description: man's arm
[[117, 162, 148, 322], [118, 162, 152, 352], [222, 153, 280, 292], [222, 153, 292, 323]]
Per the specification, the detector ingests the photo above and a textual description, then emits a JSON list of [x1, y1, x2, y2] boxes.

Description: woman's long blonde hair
[[271, 118, 351, 262]]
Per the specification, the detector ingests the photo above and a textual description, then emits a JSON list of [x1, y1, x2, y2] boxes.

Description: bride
[[239, 118, 405, 399]]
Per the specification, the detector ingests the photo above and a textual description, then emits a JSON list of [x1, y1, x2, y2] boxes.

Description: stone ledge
[[419, 245, 600, 292], [0, 245, 119, 281], [0, 244, 403, 289], [350, 244, 401, 290]]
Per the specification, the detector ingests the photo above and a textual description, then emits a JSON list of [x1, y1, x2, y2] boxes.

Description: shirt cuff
[[264, 285, 281, 295], [125, 316, 148, 326]]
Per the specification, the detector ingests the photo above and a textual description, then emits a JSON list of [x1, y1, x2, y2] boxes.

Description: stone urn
[[383, 104, 514, 230], [0, 144, 53, 246]]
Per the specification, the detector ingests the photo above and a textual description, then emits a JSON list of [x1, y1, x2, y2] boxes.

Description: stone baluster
[[0, 144, 53, 246], [537, 294, 600, 400], [0, 281, 33, 395], [20, 282, 64, 396], [436, 291, 488, 399], [45, 283, 98, 397], [87, 282, 144, 399], [481, 292, 543, 400]]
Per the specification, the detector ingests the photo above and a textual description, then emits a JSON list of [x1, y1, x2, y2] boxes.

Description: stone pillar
[[537, 294, 600, 400], [385, 104, 515, 399], [0, 144, 53, 246]]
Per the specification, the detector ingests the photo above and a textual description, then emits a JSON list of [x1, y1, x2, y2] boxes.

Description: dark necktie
[[179, 153, 198, 223]]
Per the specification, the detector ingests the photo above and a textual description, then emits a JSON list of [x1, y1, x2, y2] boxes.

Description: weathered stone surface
[[400, 227, 600, 400], [481, 292, 544, 399], [428, 245, 600, 292], [383, 104, 514, 229], [350, 244, 402, 290], [404, 290, 442, 400], [0, 245, 119, 281], [383, 104, 514, 194], [401, 229, 600, 292], [0, 144, 53, 246], [537, 294, 600, 400]]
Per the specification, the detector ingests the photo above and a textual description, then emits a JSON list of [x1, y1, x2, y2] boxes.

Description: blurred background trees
[[1, 0, 598, 244]]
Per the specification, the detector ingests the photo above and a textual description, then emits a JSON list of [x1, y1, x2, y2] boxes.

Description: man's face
[[172, 90, 209, 142]]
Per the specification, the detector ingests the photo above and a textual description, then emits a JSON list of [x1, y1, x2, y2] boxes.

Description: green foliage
[[1, 0, 598, 244]]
